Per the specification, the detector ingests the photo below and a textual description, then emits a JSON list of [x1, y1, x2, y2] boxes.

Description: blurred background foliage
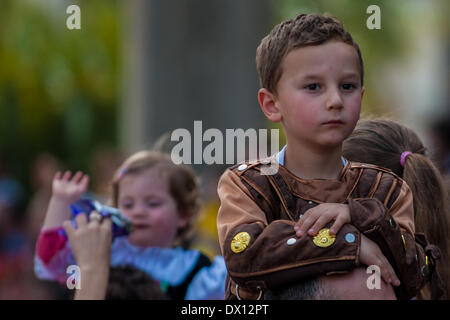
[[0, 0, 121, 196], [0, 0, 448, 217]]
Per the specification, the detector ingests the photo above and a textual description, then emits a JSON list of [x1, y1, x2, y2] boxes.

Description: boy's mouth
[[323, 119, 344, 125]]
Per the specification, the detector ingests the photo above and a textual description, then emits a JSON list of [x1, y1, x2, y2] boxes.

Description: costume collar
[[274, 145, 355, 203], [111, 237, 200, 285]]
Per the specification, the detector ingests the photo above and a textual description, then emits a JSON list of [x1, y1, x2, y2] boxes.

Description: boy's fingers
[[294, 209, 312, 232], [296, 214, 317, 237], [294, 217, 303, 230], [389, 266, 401, 286], [294, 213, 306, 229], [308, 215, 331, 236], [384, 259, 400, 285], [329, 216, 346, 235], [380, 259, 400, 287], [75, 212, 88, 227], [377, 259, 391, 285]]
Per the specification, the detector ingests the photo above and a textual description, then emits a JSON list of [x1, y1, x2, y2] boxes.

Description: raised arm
[[34, 171, 90, 281], [43, 170, 89, 229]]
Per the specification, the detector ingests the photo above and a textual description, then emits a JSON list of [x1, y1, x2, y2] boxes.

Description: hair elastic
[[400, 151, 412, 167], [118, 167, 127, 180]]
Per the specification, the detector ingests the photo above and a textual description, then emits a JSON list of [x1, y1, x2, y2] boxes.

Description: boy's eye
[[305, 83, 320, 91], [341, 83, 356, 90]]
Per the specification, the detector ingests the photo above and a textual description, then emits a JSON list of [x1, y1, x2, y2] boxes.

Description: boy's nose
[[325, 88, 344, 110]]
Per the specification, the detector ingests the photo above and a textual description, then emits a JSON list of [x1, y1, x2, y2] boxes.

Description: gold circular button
[[231, 232, 251, 253], [313, 228, 336, 247]]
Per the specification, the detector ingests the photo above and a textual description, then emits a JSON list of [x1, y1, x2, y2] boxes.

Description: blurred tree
[[0, 0, 121, 200], [269, 0, 410, 116]]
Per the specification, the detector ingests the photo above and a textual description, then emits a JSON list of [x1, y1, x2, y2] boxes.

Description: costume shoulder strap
[[228, 158, 295, 222], [348, 161, 404, 209], [167, 252, 211, 300]]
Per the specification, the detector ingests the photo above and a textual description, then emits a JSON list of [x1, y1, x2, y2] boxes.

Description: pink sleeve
[[36, 227, 68, 264]]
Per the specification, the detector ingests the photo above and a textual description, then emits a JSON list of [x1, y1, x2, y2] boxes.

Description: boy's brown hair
[[110, 150, 201, 248], [343, 118, 450, 299], [256, 13, 364, 95]]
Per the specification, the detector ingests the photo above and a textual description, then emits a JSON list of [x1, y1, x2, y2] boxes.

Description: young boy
[[217, 13, 435, 300]]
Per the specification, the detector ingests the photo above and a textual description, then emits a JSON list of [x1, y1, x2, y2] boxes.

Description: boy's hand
[[52, 171, 89, 204], [360, 234, 401, 287], [294, 203, 351, 237]]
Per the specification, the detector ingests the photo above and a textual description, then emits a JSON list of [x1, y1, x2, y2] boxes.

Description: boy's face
[[259, 40, 364, 151]]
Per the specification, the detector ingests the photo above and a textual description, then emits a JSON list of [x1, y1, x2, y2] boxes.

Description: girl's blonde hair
[[343, 118, 450, 299], [110, 150, 200, 248]]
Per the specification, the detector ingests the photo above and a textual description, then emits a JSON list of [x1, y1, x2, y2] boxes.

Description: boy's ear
[[357, 87, 365, 121], [258, 88, 282, 122]]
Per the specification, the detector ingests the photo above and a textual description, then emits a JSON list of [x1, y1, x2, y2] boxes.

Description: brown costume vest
[[222, 159, 442, 300]]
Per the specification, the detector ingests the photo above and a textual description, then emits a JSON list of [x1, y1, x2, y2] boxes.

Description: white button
[[286, 238, 297, 246], [308, 201, 313, 204], [238, 164, 247, 171], [345, 233, 355, 243]]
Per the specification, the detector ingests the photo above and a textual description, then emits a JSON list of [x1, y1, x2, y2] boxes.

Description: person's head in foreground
[[265, 267, 396, 300]]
